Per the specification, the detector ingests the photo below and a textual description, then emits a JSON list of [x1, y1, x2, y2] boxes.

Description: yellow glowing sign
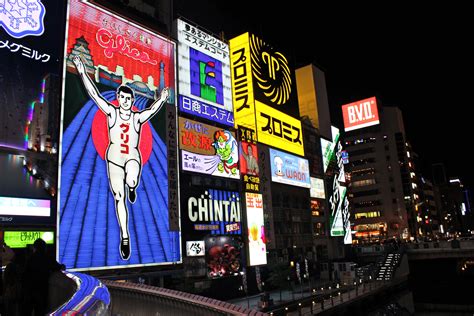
[[255, 100, 304, 156], [250, 34, 292, 105], [230, 33, 256, 130]]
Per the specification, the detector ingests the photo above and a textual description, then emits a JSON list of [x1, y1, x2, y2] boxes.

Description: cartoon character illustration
[[73, 55, 169, 260], [213, 130, 238, 175], [274, 156, 284, 176]]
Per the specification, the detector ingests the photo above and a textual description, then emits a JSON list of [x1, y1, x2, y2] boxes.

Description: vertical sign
[[230, 33, 256, 131], [246, 193, 267, 266]]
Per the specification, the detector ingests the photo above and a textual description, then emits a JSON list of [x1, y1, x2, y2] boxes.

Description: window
[[351, 179, 376, 187], [354, 211, 381, 219], [352, 189, 379, 198], [351, 168, 376, 177]]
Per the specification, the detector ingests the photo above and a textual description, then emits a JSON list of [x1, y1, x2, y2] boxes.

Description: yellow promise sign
[[230, 33, 256, 131], [255, 100, 304, 156]]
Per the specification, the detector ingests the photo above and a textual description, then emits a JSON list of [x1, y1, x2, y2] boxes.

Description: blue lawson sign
[[269, 148, 310, 188], [179, 95, 234, 127]]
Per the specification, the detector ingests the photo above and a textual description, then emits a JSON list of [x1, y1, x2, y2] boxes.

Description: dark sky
[[174, 2, 472, 189]]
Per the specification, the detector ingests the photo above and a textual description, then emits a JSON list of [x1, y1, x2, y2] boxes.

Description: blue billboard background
[[59, 92, 180, 269]]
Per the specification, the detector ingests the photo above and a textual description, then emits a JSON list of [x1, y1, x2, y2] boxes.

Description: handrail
[[102, 280, 268, 316]]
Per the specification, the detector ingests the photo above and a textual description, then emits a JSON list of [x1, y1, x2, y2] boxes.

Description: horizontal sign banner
[[269, 148, 310, 188]]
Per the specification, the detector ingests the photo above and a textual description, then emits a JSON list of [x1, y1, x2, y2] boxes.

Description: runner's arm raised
[[73, 55, 113, 115], [138, 87, 169, 124]]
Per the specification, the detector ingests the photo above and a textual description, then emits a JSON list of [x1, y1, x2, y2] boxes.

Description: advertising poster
[[176, 19, 233, 127], [255, 100, 304, 156], [0, 0, 66, 226], [238, 126, 259, 192], [269, 148, 310, 188], [310, 177, 325, 199], [239, 142, 259, 176], [205, 235, 242, 278], [179, 117, 240, 179], [181, 186, 243, 278], [245, 192, 266, 266], [342, 96, 380, 132], [59, 0, 180, 270]]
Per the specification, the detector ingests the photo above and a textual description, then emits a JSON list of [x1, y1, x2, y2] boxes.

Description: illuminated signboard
[[237, 126, 260, 192], [249, 34, 299, 118], [179, 117, 240, 179], [329, 181, 345, 237], [0, 1, 66, 226], [181, 188, 241, 235], [311, 199, 321, 216], [310, 177, 325, 199], [230, 33, 256, 131], [256, 101, 304, 156], [206, 235, 242, 278], [321, 126, 340, 173], [342, 97, 380, 132], [180, 185, 243, 279], [59, 0, 180, 270], [246, 193, 267, 266], [269, 148, 310, 188], [4, 231, 54, 248], [0, 197, 50, 217], [186, 240, 205, 257], [329, 138, 351, 241], [240, 142, 259, 176], [177, 19, 234, 127]]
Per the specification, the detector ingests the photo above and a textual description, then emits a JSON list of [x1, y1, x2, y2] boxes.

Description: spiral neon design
[[250, 34, 292, 105]]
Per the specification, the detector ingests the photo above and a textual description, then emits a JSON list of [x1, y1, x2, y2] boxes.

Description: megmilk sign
[[342, 97, 380, 132]]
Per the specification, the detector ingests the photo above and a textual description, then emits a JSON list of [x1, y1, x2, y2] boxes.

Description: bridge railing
[[405, 239, 474, 251], [102, 280, 268, 316]]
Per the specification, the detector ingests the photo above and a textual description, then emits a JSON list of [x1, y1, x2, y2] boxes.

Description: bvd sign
[[342, 97, 380, 132]]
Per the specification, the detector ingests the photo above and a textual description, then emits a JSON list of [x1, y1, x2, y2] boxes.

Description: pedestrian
[[3, 245, 23, 315], [22, 238, 61, 315]]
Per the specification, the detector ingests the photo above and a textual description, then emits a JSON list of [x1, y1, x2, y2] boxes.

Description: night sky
[[174, 2, 472, 190]]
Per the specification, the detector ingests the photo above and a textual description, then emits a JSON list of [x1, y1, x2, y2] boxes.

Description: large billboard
[[0, 0, 66, 226], [269, 148, 310, 188], [176, 19, 234, 127], [229, 33, 301, 152], [248, 33, 299, 118], [342, 97, 379, 132], [181, 187, 243, 278], [179, 117, 240, 179], [245, 193, 267, 266], [59, 0, 180, 270], [255, 101, 304, 156]]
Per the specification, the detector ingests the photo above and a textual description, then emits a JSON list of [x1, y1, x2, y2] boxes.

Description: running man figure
[[73, 56, 169, 260]]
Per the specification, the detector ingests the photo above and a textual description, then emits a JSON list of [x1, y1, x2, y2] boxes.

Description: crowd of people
[[1, 238, 64, 315]]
